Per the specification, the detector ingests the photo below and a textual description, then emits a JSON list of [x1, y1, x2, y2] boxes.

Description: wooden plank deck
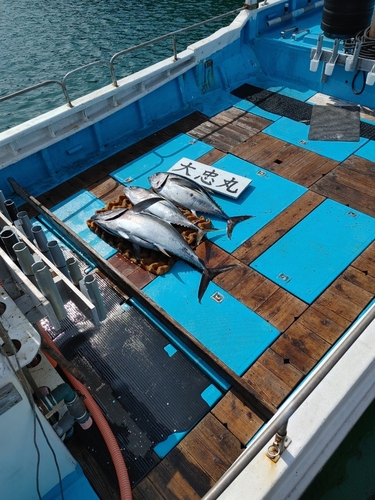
[[24, 107, 375, 500]]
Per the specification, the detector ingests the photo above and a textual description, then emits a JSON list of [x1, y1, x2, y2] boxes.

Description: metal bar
[[202, 297, 375, 499], [9, 177, 275, 422], [0, 80, 73, 107], [108, 8, 243, 82]]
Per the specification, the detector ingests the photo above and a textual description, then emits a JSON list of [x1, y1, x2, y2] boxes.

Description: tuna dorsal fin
[[131, 198, 165, 213], [170, 175, 206, 194]]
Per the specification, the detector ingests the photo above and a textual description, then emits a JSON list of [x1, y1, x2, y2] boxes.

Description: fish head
[[148, 172, 169, 192]]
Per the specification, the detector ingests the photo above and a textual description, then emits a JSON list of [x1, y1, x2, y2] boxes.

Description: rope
[[343, 26, 375, 95]]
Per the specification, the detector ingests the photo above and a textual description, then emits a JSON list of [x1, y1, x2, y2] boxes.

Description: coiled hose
[[38, 322, 132, 500], [344, 27, 375, 94]]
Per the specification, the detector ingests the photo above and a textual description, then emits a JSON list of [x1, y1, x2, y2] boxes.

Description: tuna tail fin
[[198, 264, 238, 302], [196, 227, 218, 246], [226, 215, 254, 240]]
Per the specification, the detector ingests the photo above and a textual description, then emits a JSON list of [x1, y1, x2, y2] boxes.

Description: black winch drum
[[321, 0, 375, 38]]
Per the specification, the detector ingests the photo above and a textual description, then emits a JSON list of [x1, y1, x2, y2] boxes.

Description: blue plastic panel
[[204, 155, 307, 252], [235, 99, 281, 121], [111, 133, 213, 186], [251, 199, 375, 303], [51, 190, 116, 259], [142, 261, 280, 376], [355, 139, 375, 161], [263, 117, 368, 161], [190, 90, 240, 117], [43, 465, 99, 500]]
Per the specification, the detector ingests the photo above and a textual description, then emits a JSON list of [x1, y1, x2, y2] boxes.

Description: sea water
[[0, 0, 237, 131]]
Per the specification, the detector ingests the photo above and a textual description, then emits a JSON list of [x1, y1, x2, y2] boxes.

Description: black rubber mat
[[360, 120, 375, 140], [231, 83, 312, 123], [308, 105, 360, 141], [45, 271, 220, 486]]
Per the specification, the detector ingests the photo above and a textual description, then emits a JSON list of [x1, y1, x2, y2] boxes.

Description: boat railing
[[0, 7, 245, 111], [202, 297, 375, 499]]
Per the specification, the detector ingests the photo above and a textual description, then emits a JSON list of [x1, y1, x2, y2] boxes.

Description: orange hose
[[38, 322, 133, 500]]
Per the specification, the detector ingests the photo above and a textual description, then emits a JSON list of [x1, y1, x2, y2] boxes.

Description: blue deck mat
[[111, 133, 213, 186], [51, 190, 116, 259], [204, 155, 307, 252], [190, 90, 239, 117], [355, 139, 375, 161], [263, 117, 368, 161], [251, 199, 375, 303], [142, 260, 280, 376]]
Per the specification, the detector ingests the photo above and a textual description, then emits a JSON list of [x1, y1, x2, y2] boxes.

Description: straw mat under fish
[[87, 194, 212, 275]]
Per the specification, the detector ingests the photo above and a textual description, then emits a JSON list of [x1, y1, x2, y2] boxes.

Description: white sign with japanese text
[[168, 158, 252, 199]]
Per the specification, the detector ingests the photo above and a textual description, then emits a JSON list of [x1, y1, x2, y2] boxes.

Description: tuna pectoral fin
[[198, 264, 238, 302], [155, 244, 171, 258], [227, 215, 254, 240]]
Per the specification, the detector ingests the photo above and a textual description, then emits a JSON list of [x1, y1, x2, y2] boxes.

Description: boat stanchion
[[17, 211, 35, 242], [32, 261, 67, 321], [47, 240, 71, 280], [13, 241, 38, 287], [266, 421, 292, 463], [31, 224, 53, 262], [66, 257, 83, 286], [79, 274, 107, 321], [0, 226, 19, 262]]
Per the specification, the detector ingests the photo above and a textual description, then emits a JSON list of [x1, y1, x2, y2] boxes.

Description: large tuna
[[148, 172, 253, 239], [91, 201, 236, 302], [123, 185, 216, 244]]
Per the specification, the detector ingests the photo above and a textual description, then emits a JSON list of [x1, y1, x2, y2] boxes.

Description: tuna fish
[[123, 185, 216, 244], [148, 172, 253, 239], [91, 201, 237, 302]]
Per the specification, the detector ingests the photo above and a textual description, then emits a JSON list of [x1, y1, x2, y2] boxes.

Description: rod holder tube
[[31, 224, 52, 261], [17, 211, 34, 241], [32, 261, 67, 321], [80, 275, 106, 321], [0, 226, 19, 262], [13, 242, 37, 286], [0, 191, 11, 221], [66, 257, 83, 286], [47, 240, 70, 280], [4, 199, 18, 222]]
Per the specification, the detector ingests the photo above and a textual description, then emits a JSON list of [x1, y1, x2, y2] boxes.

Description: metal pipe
[[0, 226, 19, 262], [4, 200, 18, 222], [17, 211, 34, 241], [31, 224, 52, 261], [47, 240, 70, 280], [0, 191, 11, 221], [266, 0, 324, 27], [13, 242, 37, 287], [66, 257, 83, 286], [31, 261, 67, 321], [202, 297, 375, 499], [80, 274, 106, 321]]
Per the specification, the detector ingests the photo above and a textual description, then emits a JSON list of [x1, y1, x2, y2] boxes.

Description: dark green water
[[301, 397, 375, 500], [0, 0, 239, 131]]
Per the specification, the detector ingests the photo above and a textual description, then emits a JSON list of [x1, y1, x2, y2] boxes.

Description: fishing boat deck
[[20, 85, 375, 499]]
